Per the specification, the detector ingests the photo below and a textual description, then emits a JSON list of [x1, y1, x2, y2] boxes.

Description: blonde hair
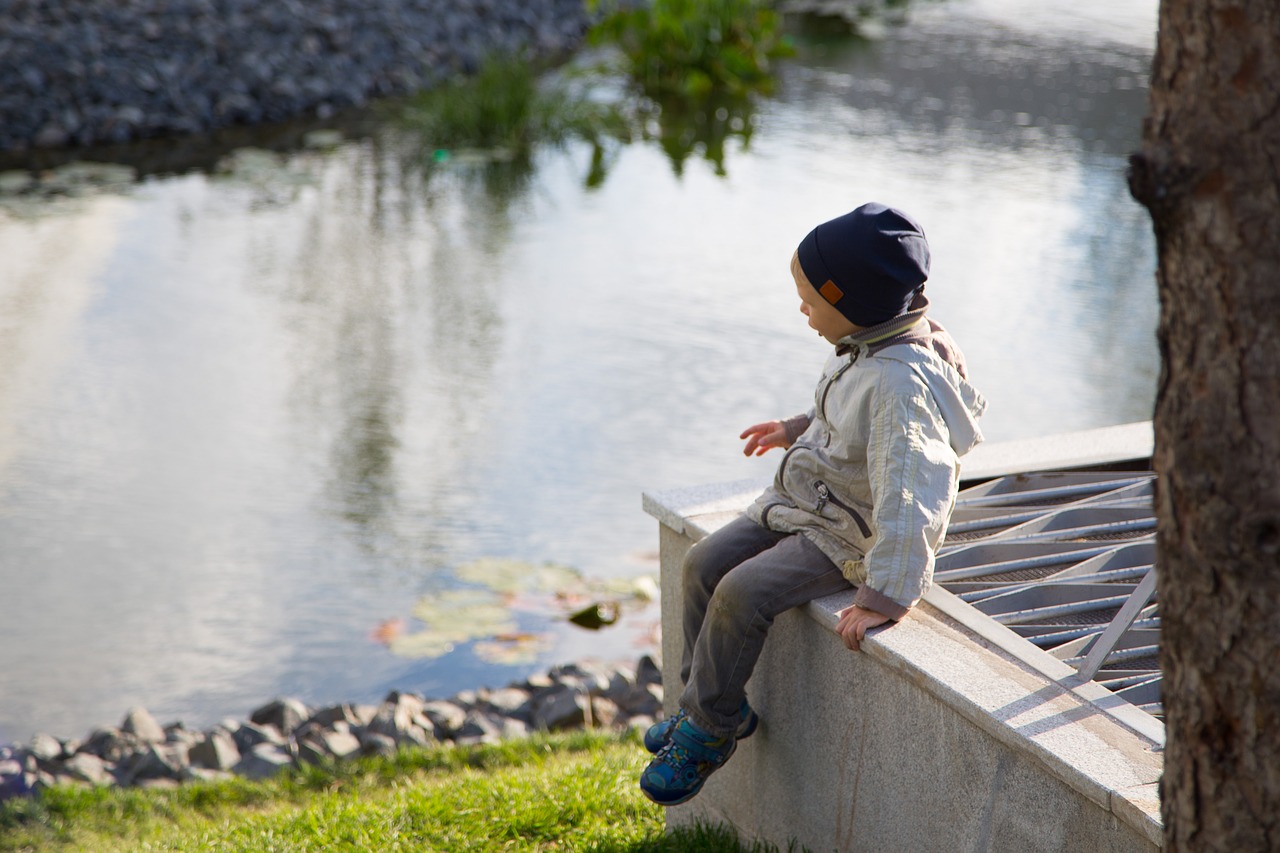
[[790, 250, 812, 290]]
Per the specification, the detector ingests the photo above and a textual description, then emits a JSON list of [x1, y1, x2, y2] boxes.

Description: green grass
[[0, 731, 801, 852]]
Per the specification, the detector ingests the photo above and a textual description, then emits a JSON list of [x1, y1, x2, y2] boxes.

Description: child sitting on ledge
[[640, 202, 988, 806]]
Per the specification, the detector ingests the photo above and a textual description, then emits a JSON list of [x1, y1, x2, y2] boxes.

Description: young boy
[[639, 202, 987, 806]]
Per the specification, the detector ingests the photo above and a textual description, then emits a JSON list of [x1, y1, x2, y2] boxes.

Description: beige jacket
[[745, 308, 987, 619]]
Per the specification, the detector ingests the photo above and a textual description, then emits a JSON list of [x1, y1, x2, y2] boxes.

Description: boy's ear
[[819, 280, 844, 305]]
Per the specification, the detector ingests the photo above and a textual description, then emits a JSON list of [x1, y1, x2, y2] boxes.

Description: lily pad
[[473, 632, 554, 665], [389, 589, 518, 659], [454, 557, 584, 596]]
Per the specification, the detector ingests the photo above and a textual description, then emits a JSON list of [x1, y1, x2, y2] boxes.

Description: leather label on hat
[[819, 280, 844, 305]]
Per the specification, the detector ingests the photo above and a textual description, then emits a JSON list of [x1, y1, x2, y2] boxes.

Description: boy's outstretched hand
[[836, 605, 891, 652], [740, 421, 791, 456]]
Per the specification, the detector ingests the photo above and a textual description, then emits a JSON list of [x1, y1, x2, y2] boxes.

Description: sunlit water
[[0, 0, 1158, 742]]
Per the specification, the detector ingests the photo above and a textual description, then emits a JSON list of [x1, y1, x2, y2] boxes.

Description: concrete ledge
[[958, 421, 1153, 482], [643, 423, 1163, 852]]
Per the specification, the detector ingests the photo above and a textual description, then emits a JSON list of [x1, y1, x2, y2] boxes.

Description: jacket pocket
[[815, 480, 872, 539]]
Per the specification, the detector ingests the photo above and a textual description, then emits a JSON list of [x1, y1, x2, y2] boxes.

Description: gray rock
[[250, 698, 311, 737], [230, 721, 285, 753], [118, 743, 186, 786], [163, 724, 200, 751], [121, 707, 166, 743], [189, 731, 240, 771], [589, 696, 621, 729], [481, 687, 532, 721], [603, 668, 638, 706], [421, 700, 467, 737], [359, 732, 397, 758], [297, 722, 362, 763], [183, 767, 234, 783], [636, 654, 663, 686], [232, 743, 294, 780], [79, 728, 136, 764], [548, 662, 611, 695], [625, 683, 664, 717], [306, 703, 373, 729], [452, 711, 504, 746], [60, 753, 113, 785], [531, 684, 588, 731], [28, 733, 63, 762], [9, 654, 665, 790], [625, 714, 656, 737], [367, 693, 433, 747], [0, 0, 595, 152]]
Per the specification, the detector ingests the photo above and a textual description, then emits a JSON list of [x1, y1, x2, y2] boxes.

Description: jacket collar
[[836, 294, 930, 356]]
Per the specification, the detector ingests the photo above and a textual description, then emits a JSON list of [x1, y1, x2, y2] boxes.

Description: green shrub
[[589, 0, 793, 99]]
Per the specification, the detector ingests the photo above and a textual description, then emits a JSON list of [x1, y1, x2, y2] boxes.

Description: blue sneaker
[[639, 717, 737, 806], [643, 701, 758, 754]]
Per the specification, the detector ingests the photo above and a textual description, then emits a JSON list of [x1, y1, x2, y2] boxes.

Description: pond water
[[0, 0, 1159, 742]]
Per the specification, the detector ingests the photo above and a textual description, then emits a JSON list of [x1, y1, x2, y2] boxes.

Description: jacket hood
[[874, 338, 987, 458]]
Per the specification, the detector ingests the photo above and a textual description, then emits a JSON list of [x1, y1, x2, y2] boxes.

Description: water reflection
[[0, 0, 1158, 742]]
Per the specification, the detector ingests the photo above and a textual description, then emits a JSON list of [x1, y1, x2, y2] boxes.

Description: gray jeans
[[678, 514, 852, 737]]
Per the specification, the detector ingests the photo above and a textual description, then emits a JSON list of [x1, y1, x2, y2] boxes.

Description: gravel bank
[[0, 0, 593, 153], [0, 655, 664, 796]]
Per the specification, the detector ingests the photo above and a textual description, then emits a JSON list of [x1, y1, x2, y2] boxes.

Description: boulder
[[118, 743, 186, 786], [531, 684, 588, 731], [189, 731, 240, 771], [230, 721, 285, 753], [366, 693, 433, 747], [232, 743, 294, 780], [250, 698, 312, 737], [480, 687, 533, 721], [60, 753, 113, 786], [28, 733, 63, 762], [421, 700, 468, 737], [120, 707, 166, 743]]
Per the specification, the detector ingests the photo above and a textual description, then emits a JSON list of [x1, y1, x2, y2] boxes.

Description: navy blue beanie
[[796, 203, 930, 327]]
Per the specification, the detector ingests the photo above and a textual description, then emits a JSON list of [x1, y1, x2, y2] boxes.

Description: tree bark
[[1128, 1, 1280, 850]]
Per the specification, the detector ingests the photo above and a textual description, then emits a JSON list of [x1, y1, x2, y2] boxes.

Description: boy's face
[[792, 251, 862, 344]]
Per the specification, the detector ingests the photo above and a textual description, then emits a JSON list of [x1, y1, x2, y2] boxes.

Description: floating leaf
[[369, 617, 406, 646], [473, 632, 554, 665], [454, 557, 584, 596], [388, 631, 460, 659], [390, 589, 519, 659]]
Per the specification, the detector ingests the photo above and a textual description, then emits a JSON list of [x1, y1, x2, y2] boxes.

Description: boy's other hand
[[740, 421, 790, 456], [835, 605, 891, 652]]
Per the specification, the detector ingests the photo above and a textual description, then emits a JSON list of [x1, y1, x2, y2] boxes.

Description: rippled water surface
[[0, 0, 1158, 741]]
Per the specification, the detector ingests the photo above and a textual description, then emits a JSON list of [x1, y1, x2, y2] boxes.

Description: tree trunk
[[1127, 1, 1280, 850]]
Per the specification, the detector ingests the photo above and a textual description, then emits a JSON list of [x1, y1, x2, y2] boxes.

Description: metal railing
[[939, 470, 1162, 719]]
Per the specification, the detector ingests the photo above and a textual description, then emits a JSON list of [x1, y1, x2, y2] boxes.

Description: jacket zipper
[[818, 350, 859, 422], [815, 481, 873, 538]]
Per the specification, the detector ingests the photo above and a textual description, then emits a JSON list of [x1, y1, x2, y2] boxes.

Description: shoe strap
[[669, 721, 732, 764]]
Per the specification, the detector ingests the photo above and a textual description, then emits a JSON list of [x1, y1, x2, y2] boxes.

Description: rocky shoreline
[[0, 0, 594, 154], [0, 655, 663, 799]]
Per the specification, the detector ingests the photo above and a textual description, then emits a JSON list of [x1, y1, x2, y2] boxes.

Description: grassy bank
[[0, 731, 798, 852]]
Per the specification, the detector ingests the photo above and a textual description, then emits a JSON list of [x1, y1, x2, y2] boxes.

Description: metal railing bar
[[1074, 569, 1159, 681], [934, 546, 1114, 582], [990, 594, 1132, 624]]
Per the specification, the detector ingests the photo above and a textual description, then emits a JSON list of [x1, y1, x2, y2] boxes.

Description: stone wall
[[643, 424, 1164, 853], [0, 0, 593, 153]]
